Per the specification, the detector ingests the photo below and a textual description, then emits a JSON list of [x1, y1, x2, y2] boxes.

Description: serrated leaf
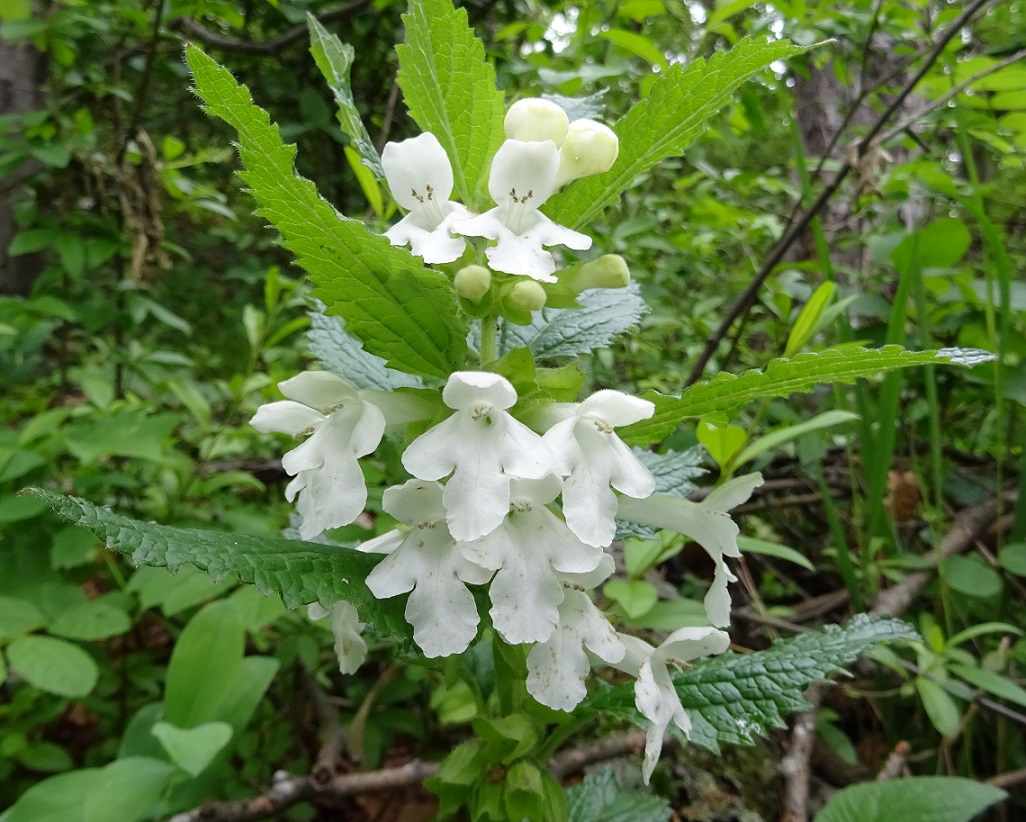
[[814, 777, 1006, 822], [585, 615, 917, 753], [498, 283, 647, 360], [307, 14, 383, 177], [621, 347, 994, 446], [186, 45, 466, 380], [566, 767, 671, 822], [307, 308, 423, 390], [547, 37, 810, 230], [633, 445, 706, 497], [27, 488, 411, 644], [396, 0, 505, 207]]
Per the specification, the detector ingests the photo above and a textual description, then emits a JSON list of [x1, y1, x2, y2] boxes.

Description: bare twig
[[871, 496, 1016, 618], [173, 0, 372, 56], [876, 740, 911, 780], [780, 683, 826, 822], [988, 767, 1026, 790], [683, 0, 994, 388], [304, 671, 347, 785], [117, 0, 166, 164], [549, 730, 651, 780]]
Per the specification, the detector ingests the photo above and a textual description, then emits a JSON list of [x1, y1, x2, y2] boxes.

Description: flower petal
[[250, 401, 324, 436], [279, 370, 358, 411], [441, 371, 517, 411], [578, 390, 654, 427], [382, 132, 455, 211], [487, 139, 560, 210]]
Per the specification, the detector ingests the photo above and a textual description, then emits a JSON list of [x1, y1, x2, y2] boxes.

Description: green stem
[[480, 314, 498, 367]]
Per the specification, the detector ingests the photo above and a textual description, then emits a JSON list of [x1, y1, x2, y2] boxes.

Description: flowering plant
[[27, 1, 991, 818]]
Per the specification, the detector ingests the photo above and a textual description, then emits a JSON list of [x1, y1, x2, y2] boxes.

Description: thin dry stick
[[304, 672, 347, 785], [683, 0, 994, 388], [876, 740, 911, 780], [780, 683, 826, 822]]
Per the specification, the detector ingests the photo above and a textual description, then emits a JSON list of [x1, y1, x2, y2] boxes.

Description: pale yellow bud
[[556, 120, 618, 187], [454, 265, 491, 304], [569, 255, 630, 292], [504, 98, 570, 146], [507, 279, 547, 312]]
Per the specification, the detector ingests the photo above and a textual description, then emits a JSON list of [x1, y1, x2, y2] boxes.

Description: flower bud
[[504, 98, 570, 146], [507, 279, 548, 312], [454, 264, 491, 304], [556, 119, 618, 187], [567, 254, 630, 293]]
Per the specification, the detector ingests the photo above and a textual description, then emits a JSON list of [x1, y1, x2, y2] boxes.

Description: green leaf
[[604, 579, 659, 619], [948, 663, 1026, 709], [891, 218, 971, 271], [621, 347, 994, 446], [186, 45, 466, 380], [814, 777, 1006, 822], [785, 281, 834, 357], [84, 758, 176, 822], [633, 446, 706, 498], [0, 769, 97, 822], [734, 410, 860, 468], [737, 535, 815, 572], [307, 309, 424, 390], [307, 14, 383, 177], [696, 420, 746, 468], [497, 283, 647, 360], [396, 0, 505, 207], [598, 29, 669, 70], [586, 615, 917, 753], [998, 542, 1026, 576], [547, 37, 810, 230], [6, 635, 99, 698], [152, 720, 233, 777], [0, 595, 47, 642], [916, 677, 962, 738], [567, 767, 672, 822], [943, 555, 1003, 599], [47, 600, 131, 641], [27, 488, 412, 643]]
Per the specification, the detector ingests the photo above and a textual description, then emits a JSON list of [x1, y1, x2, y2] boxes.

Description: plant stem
[[480, 314, 498, 366]]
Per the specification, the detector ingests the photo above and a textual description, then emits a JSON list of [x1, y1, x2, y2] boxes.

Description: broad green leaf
[[497, 283, 647, 360], [152, 720, 233, 777], [598, 29, 669, 70], [998, 542, 1026, 576], [47, 600, 130, 641], [621, 347, 994, 446], [943, 555, 1003, 599], [603, 579, 659, 620], [734, 409, 859, 468], [0, 769, 96, 822], [696, 420, 746, 468], [396, 0, 505, 207], [186, 45, 466, 380], [586, 615, 917, 752], [307, 309, 424, 390], [567, 768, 671, 822], [891, 218, 971, 271], [345, 145, 384, 216], [83, 757, 176, 822], [0, 595, 47, 641], [815, 777, 1006, 822], [6, 635, 99, 698], [127, 563, 237, 617], [307, 14, 383, 176], [28, 488, 412, 643], [547, 37, 810, 230]]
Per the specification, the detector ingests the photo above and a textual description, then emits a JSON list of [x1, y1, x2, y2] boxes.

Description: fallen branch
[[876, 741, 911, 781]]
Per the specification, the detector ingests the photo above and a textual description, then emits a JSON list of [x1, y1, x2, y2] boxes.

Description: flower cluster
[[381, 98, 617, 282], [251, 97, 762, 783], [254, 368, 759, 781]]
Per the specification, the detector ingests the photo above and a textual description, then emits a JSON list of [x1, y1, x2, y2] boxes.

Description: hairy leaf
[[814, 777, 1006, 822], [586, 615, 917, 753], [27, 489, 411, 643], [397, 0, 505, 207], [621, 347, 994, 446], [307, 309, 423, 390], [500, 283, 647, 360], [547, 38, 810, 230], [307, 14, 382, 176], [186, 46, 466, 380]]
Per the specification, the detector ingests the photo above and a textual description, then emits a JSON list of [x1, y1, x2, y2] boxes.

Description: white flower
[[308, 601, 367, 674], [613, 626, 731, 783], [459, 475, 604, 645], [556, 119, 619, 187], [381, 132, 469, 264], [360, 479, 491, 658], [456, 139, 591, 282], [401, 372, 552, 541], [616, 474, 763, 627], [250, 371, 389, 540], [542, 390, 656, 547], [525, 555, 625, 711]]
